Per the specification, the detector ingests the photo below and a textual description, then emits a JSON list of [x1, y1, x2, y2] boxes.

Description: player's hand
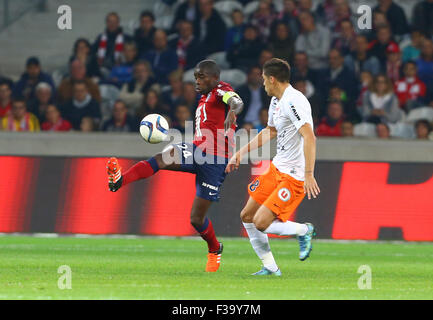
[[304, 174, 320, 200], [225, 151, 241, 173], [224, 110, 237, 136]]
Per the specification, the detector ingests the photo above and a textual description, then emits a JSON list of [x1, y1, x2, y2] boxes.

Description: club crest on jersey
[[278, 188, 291, 202], [249, 180, 260, 192]]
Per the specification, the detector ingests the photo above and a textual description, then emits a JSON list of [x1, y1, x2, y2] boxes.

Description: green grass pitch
[[0, 235, 432, 300]]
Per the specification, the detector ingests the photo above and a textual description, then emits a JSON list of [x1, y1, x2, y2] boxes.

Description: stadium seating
[[406, 107, 433, 123], [207, 51, 230, 70], [389, 122, 415, 139], [220, 69, 247, 88], [353, 122, 376, 137], [99, 84, 120, 120]]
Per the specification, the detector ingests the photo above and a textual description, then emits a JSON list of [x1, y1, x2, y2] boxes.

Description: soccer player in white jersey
[[226, 58, 320, 276]]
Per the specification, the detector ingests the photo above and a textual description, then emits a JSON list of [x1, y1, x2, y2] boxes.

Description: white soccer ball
[[139, 114, 169, 144]]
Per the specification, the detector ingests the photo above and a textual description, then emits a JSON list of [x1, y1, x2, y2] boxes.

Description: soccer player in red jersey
[[107, 60, 243, 272]]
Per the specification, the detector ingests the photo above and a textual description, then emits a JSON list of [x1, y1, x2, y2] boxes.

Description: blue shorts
[[173, 143, 228, 201]]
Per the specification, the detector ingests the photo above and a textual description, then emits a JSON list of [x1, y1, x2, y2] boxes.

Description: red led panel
[[333, 162, 433, 241], [55, 158, 133, 234], [0, 156, 38, 232], [141, 170, 196, 236]]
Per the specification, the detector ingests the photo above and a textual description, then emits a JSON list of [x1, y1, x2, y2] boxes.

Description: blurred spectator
[[376, 122, 391, 139], [250, 0, 277, 42], [13, 57, 55, 101], [267, 22, 295, 65], [28, 82, 54, 122], [276, 0, 299, 39], [61, 81, 101, 130], [368, 25, 397, 68], [118, 60, 157, 113], [41, 104, 72, 131], [1, 99, 40, 132], [344, 35, 381, 78], [394, 61, 426, 110], [291, 52, 318, 87], [361, 74, 402, 124], [237, 66, 270, 126], [322, 49, 359, 103], [332, 19, 357, 57], [255, 107, 268, 132], [293, 78, 321, 122], [224, 9, 246, 51], [102, 100, 137, 132], [172, 104, 192, 133], [315, 0, 336, 27], [241, 122, 254, 133], [402, 29, 425, 63], [374, 0, 409, 37], [227, 25, 264, 71], [295, 11, 331, 71], [0, 79, 13, 117], [172, 0, 199, 32], [57, 59, 101, 105], [169, 20, 203, 70], [136, 89, 170, 120], [416, 39, 433, 89], [161, 70, 185, 113], [134, 11, 156, 56], [182, 81, 199, 110], [93, 12, 132, 76], [328, 0, 353, 35], [80, 117, 96, 132], [142, 29, 178, 84], [385, 42, 402, 83], [194, 0, 227, 55], [69, 38, 100, 78], [412, 0, 433, 38], [356, 71, 374, 108], [258, 49, 274, 68], [341, 120, 354, 137], [108, 41, 139, 87], [315, 100, 345, 137], [414, 119, 432, 140]]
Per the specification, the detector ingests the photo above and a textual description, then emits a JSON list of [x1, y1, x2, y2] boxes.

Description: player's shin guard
[[122, 157, 159, 186], [243, 222, 279, 273], [194, 217, 220, 253]]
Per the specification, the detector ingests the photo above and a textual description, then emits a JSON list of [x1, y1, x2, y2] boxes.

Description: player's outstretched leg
[[107, 146, 181, 192], [254, 206, 315, 261], [241, 197, 281, 276]]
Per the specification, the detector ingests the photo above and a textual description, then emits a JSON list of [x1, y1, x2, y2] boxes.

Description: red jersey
[[193, 81, 236, 158]]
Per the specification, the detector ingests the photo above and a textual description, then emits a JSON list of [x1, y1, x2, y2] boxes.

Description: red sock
[[122, 158, 159, 186], [195, 218, 220, 252]]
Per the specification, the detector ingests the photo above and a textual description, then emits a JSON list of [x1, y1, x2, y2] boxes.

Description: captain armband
[[222, 91, 241, 104]]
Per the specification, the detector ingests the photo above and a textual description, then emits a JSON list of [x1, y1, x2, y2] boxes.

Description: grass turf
[[0, 235, 432, 300]]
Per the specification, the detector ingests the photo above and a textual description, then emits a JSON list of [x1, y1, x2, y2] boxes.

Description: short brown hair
[[263, 58, 291, 83]]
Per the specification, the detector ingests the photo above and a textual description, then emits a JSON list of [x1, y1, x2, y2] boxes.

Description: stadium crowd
[[1, 0, 433, 140]]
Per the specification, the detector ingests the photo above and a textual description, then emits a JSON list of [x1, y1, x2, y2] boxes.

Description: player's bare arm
[[225, 126, 277, 173], [298, 123, 320, 200], [223, 92, 244, 134]]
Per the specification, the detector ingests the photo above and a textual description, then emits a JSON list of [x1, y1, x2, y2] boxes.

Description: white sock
[[264, 220, 308, 236], [243, 222, 279, 272]]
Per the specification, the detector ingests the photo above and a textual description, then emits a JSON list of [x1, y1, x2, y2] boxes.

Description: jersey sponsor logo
[[249, 180, 260, 192], [201, 182, 219, 191], [290, 103, 301, 121], [278, 188, 291, 202]]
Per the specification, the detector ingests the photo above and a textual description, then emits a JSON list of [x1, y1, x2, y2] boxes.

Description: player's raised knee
[[252, 215, 268, 232]]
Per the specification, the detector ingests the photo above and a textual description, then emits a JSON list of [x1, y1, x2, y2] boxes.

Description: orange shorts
[[247, 163, 305, 222]]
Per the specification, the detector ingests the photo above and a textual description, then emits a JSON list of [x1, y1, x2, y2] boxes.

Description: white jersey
[[267, 85, 314, 181]]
